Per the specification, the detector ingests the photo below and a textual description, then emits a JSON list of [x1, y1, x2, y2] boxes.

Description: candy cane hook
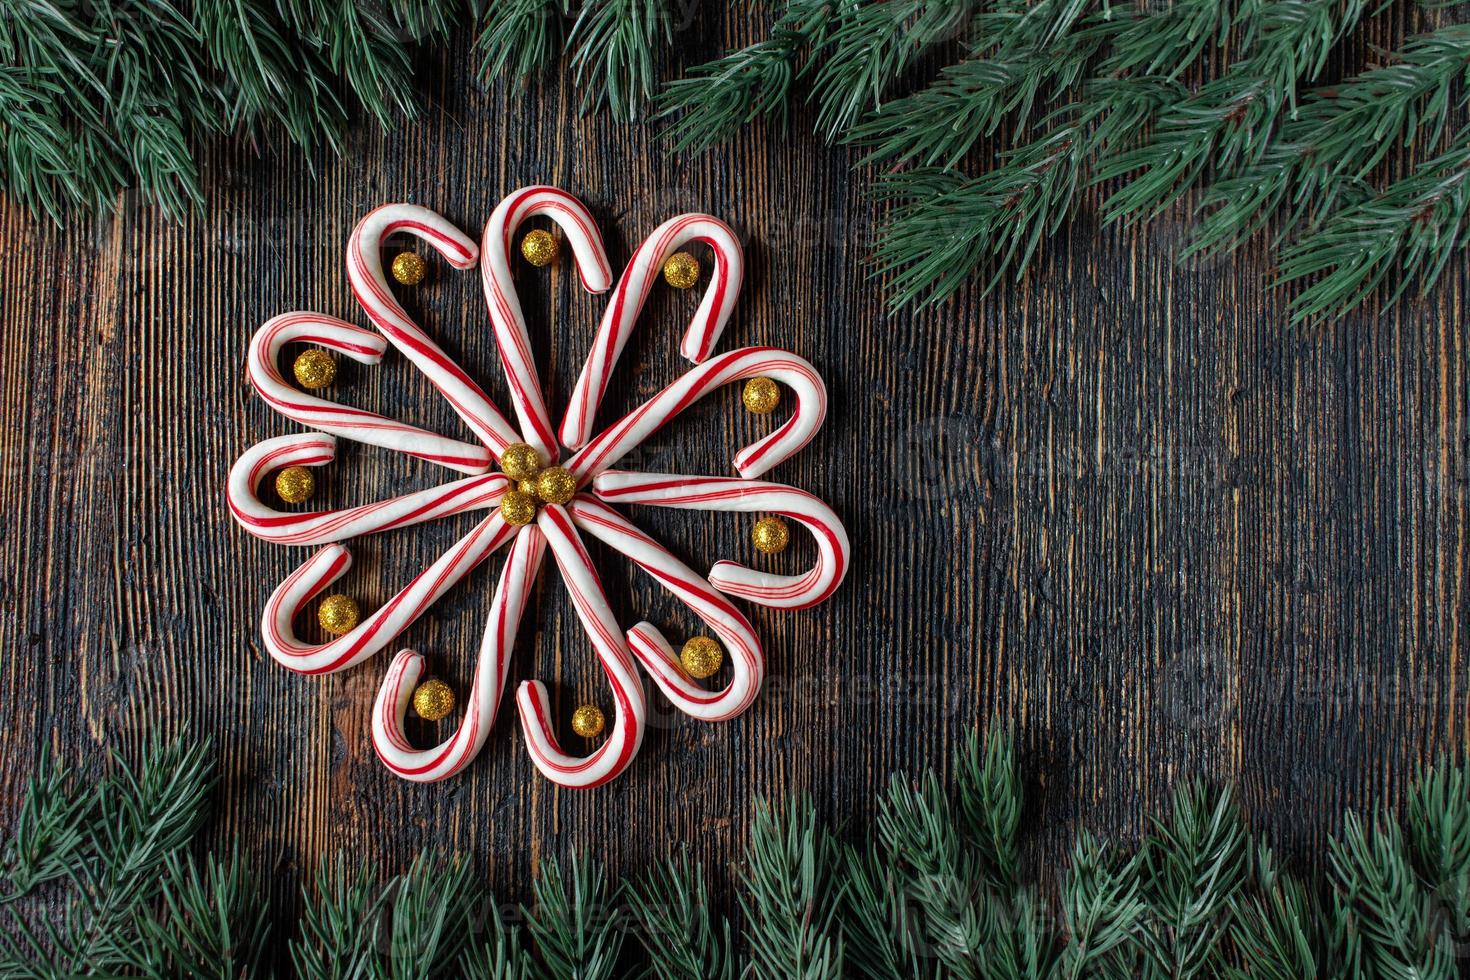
[[560, 213, 744, 449], [261, 513, 519, 675], [248, 312, 493, 474], [567, 347, 828, 484], [347, 204, 523, 457], [482, 186, 613, 462], [516, 504, 646, 788], [592, 472, 849, 609], [372, 526, 547, 781], [228, 434, 507, 546], [569, 498, 764, 721]]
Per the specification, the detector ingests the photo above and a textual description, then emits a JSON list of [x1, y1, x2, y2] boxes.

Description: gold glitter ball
[[571, 703, 605, 738], [534, 466, 576, 505], [751, 516, 790, 554], [500, 443, 543, 482], [318, 594, 360, 635], [412, 678, 455, 721], [662, 251, 701, 289], [680, 636, 724, 679], [292, 349, 337, 389], [274, 465, 315, 504], [518, 479, 538, 496], [500, 490, 538, 526], [742, 376, 781, 415], [390, 251, 427, 285], [521, 229, 559, 267]]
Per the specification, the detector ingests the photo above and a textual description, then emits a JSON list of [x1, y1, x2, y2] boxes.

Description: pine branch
[[387, 852, 483, 977], [840, 844, 928, 979], [1097, 0, 1369, 225], [625, 849, 737, 980], [524, 852, 624, 980], [1329, 812, 1457, 978], [1191, 23, 1470, 256], [477, 0, 567, 83], [133, 844, 271, 978], [656, 0, 831, 154], [848, 0, 1104, 169], [740, 796, 845, 980], [1276, 123, 1470, 321], [1407, 762, 1470, 942], [459, 906, 536, 980], [1132, 782, 1249, 979], [291, 857, 392, 980], [1227, 844, 1359, 980], [807, 0, 972, 141], [0, 747, 93, 903], [567, 0, 671, 122], [1056, 834, 1144, 979], [955, 728, 1021, 887]]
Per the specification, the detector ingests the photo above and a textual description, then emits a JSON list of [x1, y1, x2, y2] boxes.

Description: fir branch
[[387, 852, 482, 977], [1276, 124, 1470, 321], [1191, 23, 1470, 256], [625, 849, 737, 980], [955, 728, 1021, 887], [281, 0, 426, 130], [1132, 782, 1249, 979], [807, 0, 971, 141], [656, 0, 831, 154], [1056, 834, 1144, 979], [291, 857, 392, 980], [459, 906, 536, 980], [1227, 844, 1359, 980], [1097, 0, 1369, 225], [477, 0, 567, 83], [133, 844, 271, 978], [740, 796, 845, 980], [524, 852, 624, 980], [840, 844, 928, 979], [0, 747, 93, 903], [1407, 762, 1470, 941], [567, 0, 671, 122], [1329, 812, 1457, 978]]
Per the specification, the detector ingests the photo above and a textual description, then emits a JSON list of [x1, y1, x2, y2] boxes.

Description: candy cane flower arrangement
[[227, 186, 849, 787]]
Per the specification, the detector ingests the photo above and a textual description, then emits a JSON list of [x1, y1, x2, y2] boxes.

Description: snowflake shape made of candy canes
[[226, 187, 849, 788]]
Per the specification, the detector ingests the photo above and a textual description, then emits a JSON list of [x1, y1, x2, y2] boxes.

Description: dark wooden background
[[2, 1, 1467, 947]]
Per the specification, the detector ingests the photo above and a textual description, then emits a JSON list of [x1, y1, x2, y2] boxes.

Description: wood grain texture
[[1, 2, 1467, 952]]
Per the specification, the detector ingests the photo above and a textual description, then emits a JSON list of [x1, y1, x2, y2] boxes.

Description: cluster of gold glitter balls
[[264, 242, 802, 735]]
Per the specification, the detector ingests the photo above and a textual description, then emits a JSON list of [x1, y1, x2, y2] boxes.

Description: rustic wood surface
[[1, 2, 1467, 951]]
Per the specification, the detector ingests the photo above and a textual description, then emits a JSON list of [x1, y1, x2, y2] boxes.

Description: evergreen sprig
[[567, 0, 671, 122]]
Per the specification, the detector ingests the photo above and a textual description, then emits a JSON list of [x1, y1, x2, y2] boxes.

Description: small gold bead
[[751, 516, 790, 554], [534, 466, 576, 505], [412, 678, 455, 721], [500, 490, 538, 526], [274, 465, 315, 504], [571, 703, 605, 738], [318, 594, 360, 635], [391, 251, 427, 285], [518, 479, 538, 496], [742, 376, 781, 415], [521, 229, 559, 267], [680, 636, 724, 679], [500, 443, 543, 482], [662, 251, 701, 289], [292, 349, 337, 389]]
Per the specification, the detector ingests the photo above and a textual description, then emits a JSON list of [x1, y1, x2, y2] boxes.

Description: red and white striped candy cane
[[568, 497, 763, 721], [516, 504, 645, 788], [347, 204, 523, 457], [593, 471, 848, 609], [227, 434, 507, 546], [560, 214, 743, 449], [248, 312, 492, 474], [261, 513, 519, 675], [372, 526, 547, 781], [567, 347, 827, 484], [481, 186, 613, 461]]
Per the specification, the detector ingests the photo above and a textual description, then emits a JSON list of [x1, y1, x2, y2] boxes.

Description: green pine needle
[[567, 0, 670, 122], [740, 796, 845, 980], [478, 0, 567, 83], [626, 849, 737, 980], [524, 852, 624, 979], [291, 857, 392, 979], [134, 844, 271, 978]]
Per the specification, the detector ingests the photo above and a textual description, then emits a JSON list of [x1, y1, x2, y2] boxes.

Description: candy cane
[[261, 513, 518, 675], [567, 347, 827, 484], [481, 186, 613, 461], [228, 434, 507, 546], [593, 471, 848, 610], [560, 214, 743, 449], [248, 312, 493, 474], [347, 204, 523, 456], [372, 526, 547, 781], [568, 498, 763, 720], [516, 504, 645, 788]]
